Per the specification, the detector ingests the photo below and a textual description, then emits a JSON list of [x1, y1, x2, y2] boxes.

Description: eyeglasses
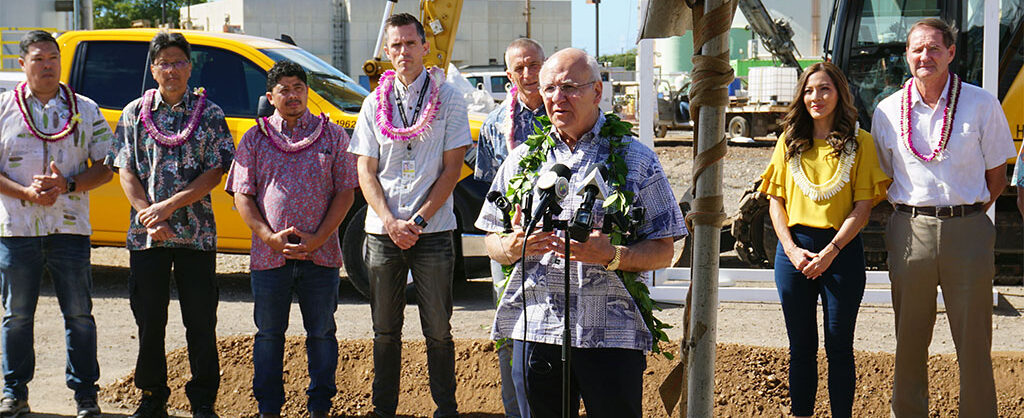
[[151, 60, 190, 71], [541, 81, 596, 97]]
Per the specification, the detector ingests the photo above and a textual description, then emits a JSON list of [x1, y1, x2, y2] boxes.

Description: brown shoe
[[310, 411, 329, 418]]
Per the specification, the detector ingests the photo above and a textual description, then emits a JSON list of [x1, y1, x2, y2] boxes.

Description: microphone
[[527, 163, 571, 233], [569, 163, 609, 242], [487, 190, 514, 233]]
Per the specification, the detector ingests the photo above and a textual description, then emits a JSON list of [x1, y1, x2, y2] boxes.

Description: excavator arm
[[737, 0, 802, 71], [363, 0, 465, 87]]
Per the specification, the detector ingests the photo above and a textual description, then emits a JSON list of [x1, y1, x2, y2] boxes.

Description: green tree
[[94, 0, 207, 29], [598, 48, 637, 71]]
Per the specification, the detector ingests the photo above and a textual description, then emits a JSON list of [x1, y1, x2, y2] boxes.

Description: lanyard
[[394, 72, 431, 131]]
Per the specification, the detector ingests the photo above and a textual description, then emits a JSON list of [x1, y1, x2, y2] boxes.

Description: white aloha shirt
[[0, 87, 113, 236]]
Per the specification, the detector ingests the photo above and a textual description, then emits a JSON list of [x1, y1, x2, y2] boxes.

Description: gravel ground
[[10, 131, 1024, 416]]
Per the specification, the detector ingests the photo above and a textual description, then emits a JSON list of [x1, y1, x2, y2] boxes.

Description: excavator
[[725, 0, 1024, 283]]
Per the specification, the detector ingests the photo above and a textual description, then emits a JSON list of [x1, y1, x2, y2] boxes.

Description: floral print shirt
[[112, 90, 234, 251], [474, 96, 545, 183], [0, 87, 114, 236], [225, 111, 358, 270]]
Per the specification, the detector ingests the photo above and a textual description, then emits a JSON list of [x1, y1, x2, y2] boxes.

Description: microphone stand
[[560, 219, 571, 418]]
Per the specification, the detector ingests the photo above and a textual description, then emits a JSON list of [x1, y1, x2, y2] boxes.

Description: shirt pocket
[[948, 122, 983, 173]]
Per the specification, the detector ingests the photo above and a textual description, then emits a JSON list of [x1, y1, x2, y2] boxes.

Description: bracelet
[[829, 241, 842, 251], [605, 245, 624, 271]]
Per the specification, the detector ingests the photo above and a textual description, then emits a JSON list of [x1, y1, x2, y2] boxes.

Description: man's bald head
[[539, 48, 603, 143]]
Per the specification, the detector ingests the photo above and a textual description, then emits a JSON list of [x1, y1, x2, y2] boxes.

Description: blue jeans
[[251, 260, 340, 414], [365, 231, 457, 418], [510, 340, 645, 418], [490, 260, 521, 418], [774, 225, 866, 418], [0, 234, 98, 401]]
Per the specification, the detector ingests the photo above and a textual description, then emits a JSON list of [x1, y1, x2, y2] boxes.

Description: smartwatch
[[413, 214, 428, 228], [66, 176, 77, 193]]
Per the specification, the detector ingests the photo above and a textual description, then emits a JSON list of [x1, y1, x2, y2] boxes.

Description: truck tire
[[341, 206, 467, 300], [732, 180, 776, 268], [727, 115, 751, 139]]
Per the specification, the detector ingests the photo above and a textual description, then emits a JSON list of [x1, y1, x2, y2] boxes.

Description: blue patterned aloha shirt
[[111, 90, 235, 251], [473, 96, 545, 183], [474, 114, 687, 352]]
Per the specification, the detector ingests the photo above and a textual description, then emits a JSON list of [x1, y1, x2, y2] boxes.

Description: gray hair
[[544, 48, 601, 82], [504, 38, 545, 67]]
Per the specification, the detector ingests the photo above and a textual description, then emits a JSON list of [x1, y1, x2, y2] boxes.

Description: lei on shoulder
[[503, 113, 673, 359], [140, 87, 207, 147], [14, 82, 81, 142]]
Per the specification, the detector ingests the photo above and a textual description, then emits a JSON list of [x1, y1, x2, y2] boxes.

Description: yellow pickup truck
[[56, 29, 488, 297]]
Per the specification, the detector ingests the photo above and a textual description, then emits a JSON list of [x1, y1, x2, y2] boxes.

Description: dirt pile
[[101, 337, 1024, 417]]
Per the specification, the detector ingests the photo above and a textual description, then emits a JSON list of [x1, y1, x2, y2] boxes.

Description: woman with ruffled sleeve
[[757, 62, 891, 418]]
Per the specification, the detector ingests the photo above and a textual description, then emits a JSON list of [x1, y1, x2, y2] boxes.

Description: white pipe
[[984, 0, 998, 222], [372, 0, 398, 61], [638, 39, 655, 150]]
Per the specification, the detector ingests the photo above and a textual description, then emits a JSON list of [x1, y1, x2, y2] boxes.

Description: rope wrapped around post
[[658, 0, 735, 416]]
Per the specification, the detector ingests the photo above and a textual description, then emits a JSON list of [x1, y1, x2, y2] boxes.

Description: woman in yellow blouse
[[758, 61, 890, 418]]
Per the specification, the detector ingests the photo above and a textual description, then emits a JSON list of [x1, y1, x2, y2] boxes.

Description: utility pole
[[525, 0, 532, 38], [587, 0, 600, 58]]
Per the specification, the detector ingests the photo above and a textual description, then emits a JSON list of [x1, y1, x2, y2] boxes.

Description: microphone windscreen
[[549, 163, 572, 179], [486, 190, 503, 203]]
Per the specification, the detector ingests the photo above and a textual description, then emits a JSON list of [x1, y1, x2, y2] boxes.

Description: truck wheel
[[656, 125, 668, 138], [727, 115, 750, 139], [342, 206, 373, 299], [732, 180, 776, 268]]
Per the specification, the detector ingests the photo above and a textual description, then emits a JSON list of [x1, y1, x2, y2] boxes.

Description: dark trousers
[[365, 231, 457, 418], [774, 225, 865, 418], [129, 247, 219, 407], [251, 260, 340, 413], [510, 340, 645, 418]]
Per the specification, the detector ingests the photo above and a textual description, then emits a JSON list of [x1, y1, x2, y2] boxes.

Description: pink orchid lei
[[257, 113, 328, 153], [499, 84, 519, 153], [900, 73, 961, 162], [140, 87, 207, 147], [14, 82, 80, 142], [374, 66, 444, 142]]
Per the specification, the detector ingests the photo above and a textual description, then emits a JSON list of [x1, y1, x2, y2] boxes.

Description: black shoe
[[76, 398, 101, 418], [310, 411, 329, 418], [0, 397, 28, 418], [129, 393, 168, 418], [192, 405, 218, 418]]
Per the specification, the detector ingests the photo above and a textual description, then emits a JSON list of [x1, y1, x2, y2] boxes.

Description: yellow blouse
[[758, 129, 891, 230]]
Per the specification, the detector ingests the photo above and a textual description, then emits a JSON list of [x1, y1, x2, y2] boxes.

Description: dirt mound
[[100, 337, 1024, 417]]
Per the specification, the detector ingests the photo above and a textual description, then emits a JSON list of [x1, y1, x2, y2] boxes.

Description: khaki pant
[[886, 211, 997, 417]]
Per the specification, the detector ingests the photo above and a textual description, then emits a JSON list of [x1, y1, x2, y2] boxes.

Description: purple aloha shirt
[[225, 111, 358, 271], [474, 114, 687, 352], [111, 90, 235, 251]]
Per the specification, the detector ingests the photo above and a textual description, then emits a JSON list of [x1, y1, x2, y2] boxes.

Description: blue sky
[[571, 0, 639, 56]]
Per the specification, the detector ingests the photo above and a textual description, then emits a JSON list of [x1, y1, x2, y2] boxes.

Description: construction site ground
[[11, 131, 1024, 417]]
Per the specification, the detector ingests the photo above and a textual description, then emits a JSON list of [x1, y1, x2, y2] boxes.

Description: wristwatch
[[413, 214, 428, 228], [66, 176, 77, 193], [605, 245, 624, 271]]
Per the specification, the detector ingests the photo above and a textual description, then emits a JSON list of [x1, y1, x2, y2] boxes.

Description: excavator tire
[[732, 180, 775, 268]]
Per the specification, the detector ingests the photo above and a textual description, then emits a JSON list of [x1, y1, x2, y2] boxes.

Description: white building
[[181, 0, 572, 79], [1, 0, 84, 71]]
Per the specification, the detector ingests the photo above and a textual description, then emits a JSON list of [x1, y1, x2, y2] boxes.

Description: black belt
[[894, 203, 984, 218]]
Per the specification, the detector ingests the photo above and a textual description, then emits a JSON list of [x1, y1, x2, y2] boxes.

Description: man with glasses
[[0, 30, 114, 418], [112, 31, 235, 418], [474, 48, 686, 418], [473, 37, 546, 418], [347, 13, 471, 418], [226, 60, 357, 418]]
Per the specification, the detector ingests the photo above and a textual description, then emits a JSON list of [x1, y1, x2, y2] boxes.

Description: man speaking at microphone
[[474, 48, 686, 418]]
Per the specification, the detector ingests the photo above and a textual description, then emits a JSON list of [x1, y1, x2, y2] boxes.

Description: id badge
[[401, 160, 416, 186]]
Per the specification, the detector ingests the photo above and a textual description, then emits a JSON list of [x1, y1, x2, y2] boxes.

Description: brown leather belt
[[893, 203, 984, 218]]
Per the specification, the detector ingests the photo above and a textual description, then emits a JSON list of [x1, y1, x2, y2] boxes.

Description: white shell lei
[[789, 128, 859, 202]]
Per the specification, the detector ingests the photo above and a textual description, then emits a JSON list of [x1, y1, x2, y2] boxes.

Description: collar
[[150, 89, 191, 112], [393, 67, 429, 97], [21, 84, 68, 106], [551, 112, 605, 147], [515, 95, 545, 117], [910, 73, 951, 108], [268, 110, 316, 135]]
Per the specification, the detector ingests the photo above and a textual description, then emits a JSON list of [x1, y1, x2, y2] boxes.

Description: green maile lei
[[499, 113, 673, 359]]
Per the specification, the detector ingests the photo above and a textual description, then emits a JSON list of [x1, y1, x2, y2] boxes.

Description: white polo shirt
[[871, 77, 1015, 206]]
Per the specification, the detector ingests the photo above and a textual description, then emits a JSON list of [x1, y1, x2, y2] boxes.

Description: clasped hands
[[784, 244, 838, 280], [499, 207, 616, 266], [263, 226, 330, 260], [24, 161, 69, 206]]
